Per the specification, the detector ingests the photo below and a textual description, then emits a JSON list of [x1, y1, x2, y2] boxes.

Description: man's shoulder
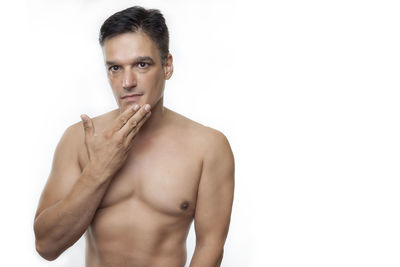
[[68, 109, 117, 134], [63, 109, 116, 149], [169, 108, 220, 133], [168, 109, 231, 155], [170, 110, 234, 183]]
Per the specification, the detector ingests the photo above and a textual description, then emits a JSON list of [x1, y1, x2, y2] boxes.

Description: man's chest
[[79, 137, 203, 217]]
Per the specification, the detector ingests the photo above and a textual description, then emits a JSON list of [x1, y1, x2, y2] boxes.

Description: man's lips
[[121, 93, 143, 101]]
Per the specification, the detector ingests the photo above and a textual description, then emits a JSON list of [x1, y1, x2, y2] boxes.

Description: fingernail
[[145, 104, 151, 112], [133, 104, 139, 111]]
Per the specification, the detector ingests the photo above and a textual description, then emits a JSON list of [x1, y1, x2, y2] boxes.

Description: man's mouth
[[121, 93, 143, 101]]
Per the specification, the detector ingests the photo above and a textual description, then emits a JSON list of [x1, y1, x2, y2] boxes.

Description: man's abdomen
[[85, 196, 193, 267]]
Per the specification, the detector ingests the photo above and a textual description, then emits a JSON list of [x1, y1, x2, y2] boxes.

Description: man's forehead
[[102, 31, 160, 63]]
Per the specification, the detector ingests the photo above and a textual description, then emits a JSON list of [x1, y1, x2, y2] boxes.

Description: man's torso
[[74, 108, 209, 267]]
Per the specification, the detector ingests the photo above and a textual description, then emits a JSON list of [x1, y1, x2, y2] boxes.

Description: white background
[[0, 0, 399, 266]]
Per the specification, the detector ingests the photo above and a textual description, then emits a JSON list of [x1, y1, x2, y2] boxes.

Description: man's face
[[102, 31, 173, 112]]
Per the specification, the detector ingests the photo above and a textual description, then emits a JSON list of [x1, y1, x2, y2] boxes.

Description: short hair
[[99, 6, 169, 65]]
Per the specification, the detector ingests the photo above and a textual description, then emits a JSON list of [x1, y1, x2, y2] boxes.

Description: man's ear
[[164, 53, 174, 80]]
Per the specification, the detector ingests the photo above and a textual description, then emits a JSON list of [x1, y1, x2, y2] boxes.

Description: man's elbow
[[217, 248, 224, 266], [191, 241, 225, 267], [35, 240, 61, 261]]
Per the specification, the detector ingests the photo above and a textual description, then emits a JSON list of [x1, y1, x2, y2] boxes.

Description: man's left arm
[[189, 131, 235, 267]]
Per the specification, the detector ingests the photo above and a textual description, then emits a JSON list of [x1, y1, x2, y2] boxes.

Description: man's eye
[[109, 66, 120, 72], [138, 62, 148, 68]]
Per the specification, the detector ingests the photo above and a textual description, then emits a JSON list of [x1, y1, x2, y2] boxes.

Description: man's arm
[[189, 130, 235, 267], [34, 105, 151, 261], [34, 123, 113, 260]]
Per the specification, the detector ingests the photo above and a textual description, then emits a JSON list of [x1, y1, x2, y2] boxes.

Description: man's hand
[[80, 104, 151, 178]]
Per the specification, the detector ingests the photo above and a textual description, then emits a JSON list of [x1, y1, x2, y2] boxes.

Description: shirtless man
[[33, 6, 234, 267]]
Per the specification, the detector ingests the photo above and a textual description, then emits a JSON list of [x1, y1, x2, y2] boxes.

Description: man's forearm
[[34, 163, 113, 260], [189, 243, 224, 267]]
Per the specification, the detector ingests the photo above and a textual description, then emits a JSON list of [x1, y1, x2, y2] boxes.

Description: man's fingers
[[112, 104, 141, 132], [121, 104, 151, 138], [125, 111, 151, 145], [80, 114, 95, 138]]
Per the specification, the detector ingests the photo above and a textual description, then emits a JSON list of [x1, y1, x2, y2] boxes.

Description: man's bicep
[[193, 131, 235, 245], [35, 123, 83, 219]]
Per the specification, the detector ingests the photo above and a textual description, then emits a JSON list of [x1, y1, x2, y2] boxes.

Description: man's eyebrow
[[105, 61, 117, 66], [105, 56, 155, 66], [136, 56, 155, 64]]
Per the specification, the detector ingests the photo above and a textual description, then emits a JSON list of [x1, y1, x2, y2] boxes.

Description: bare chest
[[79, 137, 203, 217]]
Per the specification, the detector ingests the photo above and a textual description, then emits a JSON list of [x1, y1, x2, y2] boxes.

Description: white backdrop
[[1, 0, 399, 266]]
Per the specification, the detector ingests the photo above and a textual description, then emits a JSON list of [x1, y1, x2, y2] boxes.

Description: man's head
[[99, 6, 169, 66], [99, 6, 173, 111]]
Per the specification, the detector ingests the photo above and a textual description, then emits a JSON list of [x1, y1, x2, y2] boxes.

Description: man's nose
[[122, 69, 137, 90]]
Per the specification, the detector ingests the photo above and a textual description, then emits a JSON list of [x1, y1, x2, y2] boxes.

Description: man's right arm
[[34, 149, 114, 261], [34, 104, 151, 261]]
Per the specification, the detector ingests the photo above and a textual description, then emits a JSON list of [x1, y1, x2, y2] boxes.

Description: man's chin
[[120, 101, 144, 112]]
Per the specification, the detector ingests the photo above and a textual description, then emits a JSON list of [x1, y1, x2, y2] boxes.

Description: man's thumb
[[80, 114, 95, 137]]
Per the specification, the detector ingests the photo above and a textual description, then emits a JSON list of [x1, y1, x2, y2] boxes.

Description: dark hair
[[99, 6, 169, 65]]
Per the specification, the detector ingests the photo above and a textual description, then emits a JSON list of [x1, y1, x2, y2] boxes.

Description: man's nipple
[[180, 201, 189, 210]]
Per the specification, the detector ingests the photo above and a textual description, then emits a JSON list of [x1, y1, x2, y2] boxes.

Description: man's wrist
[[83, 161, 114, 184]]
